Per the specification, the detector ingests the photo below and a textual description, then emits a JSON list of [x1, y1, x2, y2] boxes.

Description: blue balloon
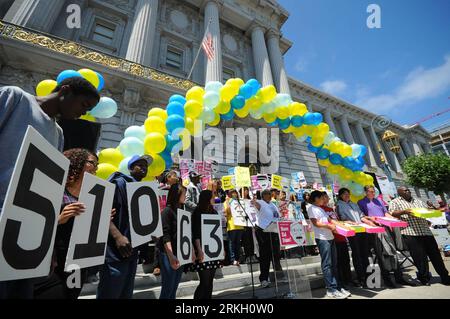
[[164, 134, 178, 153], [278, 118, 291, 130], [354, 157, 365, 170], [312, 113, 323, 125], [169, 94, 186, 106], [329, 153, 343, 165], [167, 101, 185, 117], [231, 95, 246, 109], [96, 72, 104, 91], [306, 136, 312, 143], [303, 112, 315, 125], [239, 84, 253, 99], [291, 115, 304, 127], [267, 119, 279, 127], [317, 148, 330, 160], [56, 70, 81, 84], [90, 97, 117, 118], [221, 108, 235, 121], [161, 149, 173, 165], [307, 143, 320, 153], [166, 114, 185, 133], [247, 79, 261, 95], [359, 145, 367, 157]]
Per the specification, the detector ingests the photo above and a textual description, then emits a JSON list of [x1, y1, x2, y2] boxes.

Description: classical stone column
[[250, 23, 274, 86], [125, 0, 159, 66], [367, 126, 383, 166], [355, 122, 377, 167], [323, 109, 337, 133], [203, 0, 223, 82], [4, 0, 65, 33], [339, 115, 355, 144], [266, 29, 290, 94], [411, 140, 423, 155], [400, 139, 413, 157]]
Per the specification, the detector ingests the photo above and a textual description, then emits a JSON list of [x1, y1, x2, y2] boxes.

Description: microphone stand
[[235, 189, 258, 299]]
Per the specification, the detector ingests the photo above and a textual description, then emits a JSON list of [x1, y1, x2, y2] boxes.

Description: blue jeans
[[316, 238, 339, 292], [97, 254, 138, 299], [159, 253, 183, 299], [228, 229, 244, 262]]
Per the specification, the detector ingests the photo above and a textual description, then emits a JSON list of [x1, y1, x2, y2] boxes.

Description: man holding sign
[[0, 78, 99, 299], [97, 155, 152, 299]]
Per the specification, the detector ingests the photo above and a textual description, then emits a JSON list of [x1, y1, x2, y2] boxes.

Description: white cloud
[[320, 80, 348, 95], [356, 55, 450, 112]]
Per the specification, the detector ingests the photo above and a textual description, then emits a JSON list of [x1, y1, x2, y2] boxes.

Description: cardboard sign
[[127, 181, 163, 248], [411, 208, 443, 219], [235, 166, 251, 187], [213, 203, 227, 228], [278, 221, 305, 248], [0, 126, 69, 281], [229, 199, 258, 227], [221, 175, 235, 191], [373, 216, 408, 228], [271, 174, 283, 190], [194, 160, 204, 175], [279, 200, 289, 219], [177, 209, 194, 266], [65, 173, 115, 270], [303, 220, 316, 246], [256, 174, 270, 190], [201, 214, 224, 262], [251, 175, 262, 191]]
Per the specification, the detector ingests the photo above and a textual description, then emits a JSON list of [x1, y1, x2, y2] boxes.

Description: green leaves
[[402, 153, 450, 195]]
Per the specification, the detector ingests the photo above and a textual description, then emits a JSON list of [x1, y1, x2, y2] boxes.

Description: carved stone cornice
[[0, 20, 196, 91]]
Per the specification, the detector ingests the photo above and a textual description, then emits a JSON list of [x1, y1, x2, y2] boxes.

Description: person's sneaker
[[326, 290, 348, 299], [340, 288, 351, 297], [260, 280, 270, 288], [152, 267, 161, 276]]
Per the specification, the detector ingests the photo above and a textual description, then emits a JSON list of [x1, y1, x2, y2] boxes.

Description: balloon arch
[[37, 69, 374, 202]]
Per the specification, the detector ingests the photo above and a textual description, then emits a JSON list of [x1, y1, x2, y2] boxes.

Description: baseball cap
[[128, 155, 152, 171]]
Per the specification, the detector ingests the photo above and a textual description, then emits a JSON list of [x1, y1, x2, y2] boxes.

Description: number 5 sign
[[0, 126, 69, 281]]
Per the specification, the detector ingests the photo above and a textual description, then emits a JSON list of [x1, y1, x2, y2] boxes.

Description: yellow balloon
[[78, 69, 100, 88], [142, 173, 156, 182], [318, 159, 331, 167], [311, 135, 324, 147], [185, 117, 195, 135], [80, 113, 96, 122], [185, 100, 203, 119], [144, 132, 166, 155], [247, 96, 262, 110], [228, 78, 244, 88], [275, 106, 290, 120], [263, 112, 277, 123], [220, 85, 235, 102], [329, 141, 341, 154], [316, 123, 330, 136], [148, 107, 168, 121], [328, 164, 340, 175], [292, 126, 307, 138], [282, 125, 294, 133], [98, 148, 124, 167], [341, 144, 353, 157], [289, 102, 308, 116], [186, 86, 205, 102], [341, 168, 353, 180], [260, 85, 277, 103], [208, 112, 220, 126], [147, 154, 166, 177], [216, 100, 231, 114], [144, 116, 167, 134], [234, 103, 250, 118], [303, 125, 315, 137], [36, 79, 57, 96], [96, 163, 117, 180]]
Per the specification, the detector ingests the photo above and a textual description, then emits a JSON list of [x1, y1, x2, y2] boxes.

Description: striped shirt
[[388, 196, 432, 236]]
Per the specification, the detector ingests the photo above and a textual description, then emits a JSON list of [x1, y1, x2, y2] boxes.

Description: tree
[[402, 153, 450, 205]]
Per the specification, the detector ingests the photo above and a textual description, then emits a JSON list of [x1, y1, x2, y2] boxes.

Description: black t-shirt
[[158, 206, 178, 255]]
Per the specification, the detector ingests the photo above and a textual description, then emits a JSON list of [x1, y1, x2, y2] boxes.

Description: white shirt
[[256, 199, 280, 230], [307, 204, 334, 241]]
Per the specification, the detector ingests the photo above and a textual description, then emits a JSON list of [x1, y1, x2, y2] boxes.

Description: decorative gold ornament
[[382, 130, 400, 154]]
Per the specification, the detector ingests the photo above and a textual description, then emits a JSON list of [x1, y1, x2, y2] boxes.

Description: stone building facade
[[0, 0, 434, 200]]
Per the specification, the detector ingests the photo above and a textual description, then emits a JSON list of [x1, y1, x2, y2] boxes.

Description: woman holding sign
[[34, 148, 98, 299], [158, 183, 189, 299], [189, 190, 223, 299], [224, 190, 244, 266]]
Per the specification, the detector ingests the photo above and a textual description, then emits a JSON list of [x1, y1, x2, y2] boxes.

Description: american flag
[[202, 33, 214, 61]]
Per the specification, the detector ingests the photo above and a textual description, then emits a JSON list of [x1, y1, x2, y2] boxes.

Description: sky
[[278, 0, 450, 132]]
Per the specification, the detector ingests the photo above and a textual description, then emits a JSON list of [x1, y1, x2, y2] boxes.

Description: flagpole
[[188, 18, 212, 80]]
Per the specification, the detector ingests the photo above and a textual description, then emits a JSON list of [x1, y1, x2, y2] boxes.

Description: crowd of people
[[0, 81, 449, 300]]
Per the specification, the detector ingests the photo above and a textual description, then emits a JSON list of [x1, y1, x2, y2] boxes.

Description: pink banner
[[278, 221, 297, 246], [251, 175, 262, 190]]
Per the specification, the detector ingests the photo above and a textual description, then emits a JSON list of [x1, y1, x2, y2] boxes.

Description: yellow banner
[[235, 167, 251, 187], [221, 175, 235, 191], [271, 174, 283, 190]]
